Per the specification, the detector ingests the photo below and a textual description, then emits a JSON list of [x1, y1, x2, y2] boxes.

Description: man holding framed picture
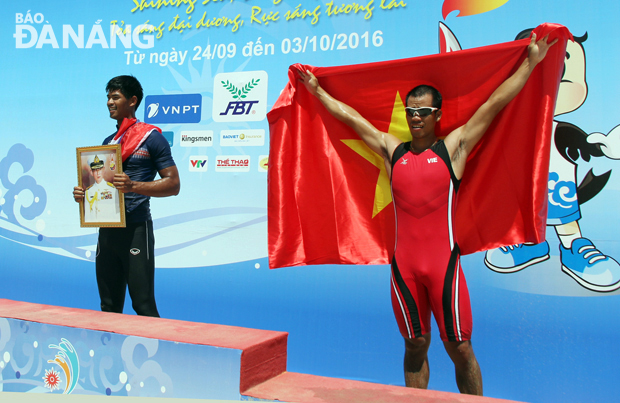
[[73, 75, 180, 317]]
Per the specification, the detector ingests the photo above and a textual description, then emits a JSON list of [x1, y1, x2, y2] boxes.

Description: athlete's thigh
[[96, 228, 128, 312], [390, 257, 432, 339], [96, 229, 126, 281], [125, 222, 155, 289], [428, 252, 472, 342]]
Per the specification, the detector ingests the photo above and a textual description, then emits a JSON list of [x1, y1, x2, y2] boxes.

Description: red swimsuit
[[390, 140, 472, 342]]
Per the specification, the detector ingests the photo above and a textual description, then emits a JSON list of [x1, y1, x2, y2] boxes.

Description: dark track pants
[[96, 220, 159, 317]]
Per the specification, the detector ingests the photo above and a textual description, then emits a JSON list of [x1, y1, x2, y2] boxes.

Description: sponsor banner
[[189, 156, 208, 172], [180, 130, 214, 147], [258, 155, 268, 172], [212, 71, 268, 123], [144, 94, 202, 124], [215, 155, 250, 172], [161, 131, 174, 147], [220, 129, 265, 146]]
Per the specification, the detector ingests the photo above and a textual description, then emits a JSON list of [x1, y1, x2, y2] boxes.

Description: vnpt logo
[[213, 71, 268, 123], [189, 156, 208, 172], [144, 94, 202, 124]]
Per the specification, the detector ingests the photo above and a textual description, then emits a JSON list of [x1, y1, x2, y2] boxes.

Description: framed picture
[[76, 144, 125, 228]]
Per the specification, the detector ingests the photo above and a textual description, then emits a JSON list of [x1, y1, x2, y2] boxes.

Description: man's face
[[406, 93, 441, 139], [92, 167, 104, 184], [107, 89, 136, 121]]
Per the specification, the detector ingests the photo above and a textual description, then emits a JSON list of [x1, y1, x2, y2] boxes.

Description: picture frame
[[76, 144, 126, 228]]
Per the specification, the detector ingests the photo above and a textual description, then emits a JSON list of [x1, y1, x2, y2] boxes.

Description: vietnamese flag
[[268, 23, 571, 269]]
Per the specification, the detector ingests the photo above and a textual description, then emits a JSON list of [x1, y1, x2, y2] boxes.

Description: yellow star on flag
[[341, 92, 412, 218]]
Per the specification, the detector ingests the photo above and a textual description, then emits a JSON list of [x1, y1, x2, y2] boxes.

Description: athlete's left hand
[[297, 68, 320, 97], [113, 173, 134, 193], [527, 33, 558, 67]]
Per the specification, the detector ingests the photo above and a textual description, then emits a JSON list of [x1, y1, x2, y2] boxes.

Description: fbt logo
[[213, 71, 268, 123], [144, 94, 202, 124], [215, 155, 250, 172], [189, 155, 208, 172], [180, 130, 213, 147], [220, 130, 265, 146]]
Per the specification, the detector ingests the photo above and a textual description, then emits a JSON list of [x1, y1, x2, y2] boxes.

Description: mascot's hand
[[587, 125, 620, 159]]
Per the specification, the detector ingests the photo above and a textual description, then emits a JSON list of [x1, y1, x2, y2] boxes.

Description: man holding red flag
[[297, 33, 556, 395], [73, 75, 180, 317]]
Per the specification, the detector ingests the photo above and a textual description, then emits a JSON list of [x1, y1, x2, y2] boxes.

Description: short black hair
[[105, 75, 144, 110], [406, 85, 442, 109]]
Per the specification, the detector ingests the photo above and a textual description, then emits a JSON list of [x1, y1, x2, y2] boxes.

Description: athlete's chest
[[391, 150, 452, 208], [123, 146, 155, 172]]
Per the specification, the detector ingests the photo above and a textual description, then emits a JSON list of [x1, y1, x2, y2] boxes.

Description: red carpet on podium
[[0, 299, 519, 403]]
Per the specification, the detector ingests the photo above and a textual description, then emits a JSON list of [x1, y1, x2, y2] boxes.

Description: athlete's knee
[[444, 340, 477, 367], [405, 334, 431, 355], [404, 334, 431, 372]]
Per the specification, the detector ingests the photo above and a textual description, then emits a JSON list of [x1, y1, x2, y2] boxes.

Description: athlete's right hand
[[73, 186, 84, 203]]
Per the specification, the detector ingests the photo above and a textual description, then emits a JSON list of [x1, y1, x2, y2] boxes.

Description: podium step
[[243, 372, 520, 403]]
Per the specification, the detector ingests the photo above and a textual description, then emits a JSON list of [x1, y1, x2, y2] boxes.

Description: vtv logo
[[189, 156, 208, 172], [213, 71, 268, 123], [191, 160, 207, 168], [144, 94, 202, 124]]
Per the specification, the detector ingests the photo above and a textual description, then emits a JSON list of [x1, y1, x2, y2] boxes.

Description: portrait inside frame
[[77, 144, 126, 228]]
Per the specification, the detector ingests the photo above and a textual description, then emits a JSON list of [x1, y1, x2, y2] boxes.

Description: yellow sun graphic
[[341, 92, 411, 217]]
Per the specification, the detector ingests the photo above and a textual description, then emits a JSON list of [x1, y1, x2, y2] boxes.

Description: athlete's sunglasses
[[405, 107, 439, 118]]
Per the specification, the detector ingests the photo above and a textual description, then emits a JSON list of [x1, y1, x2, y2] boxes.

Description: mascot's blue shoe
[[560, 238, 620, 292], [484, 242, 550, 273]]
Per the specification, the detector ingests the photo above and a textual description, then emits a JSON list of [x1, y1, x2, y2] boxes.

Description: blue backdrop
[[1, 1, 619, 402]]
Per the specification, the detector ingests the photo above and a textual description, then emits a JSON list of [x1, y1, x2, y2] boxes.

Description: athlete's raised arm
[[444, 33, 558, 179], [298, 69, 402, 164]]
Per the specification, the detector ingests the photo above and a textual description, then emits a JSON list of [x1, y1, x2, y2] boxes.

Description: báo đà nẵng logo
[[213, 71, 268, 123]]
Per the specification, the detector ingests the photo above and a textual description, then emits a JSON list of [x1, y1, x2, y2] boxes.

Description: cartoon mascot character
[[440, 23, 620, 292]]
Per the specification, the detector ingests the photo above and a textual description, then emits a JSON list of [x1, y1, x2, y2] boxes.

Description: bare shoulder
[[442, 126, 464, 159], [383, 132, 403, 161], [442, 126, 470, 179]]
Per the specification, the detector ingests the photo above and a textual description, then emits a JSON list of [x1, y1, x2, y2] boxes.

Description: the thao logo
[[213, 71, 268, 123], [215, 155, 250, 172], [189, 155, 208, 172], [144, 94, 202, 124]]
